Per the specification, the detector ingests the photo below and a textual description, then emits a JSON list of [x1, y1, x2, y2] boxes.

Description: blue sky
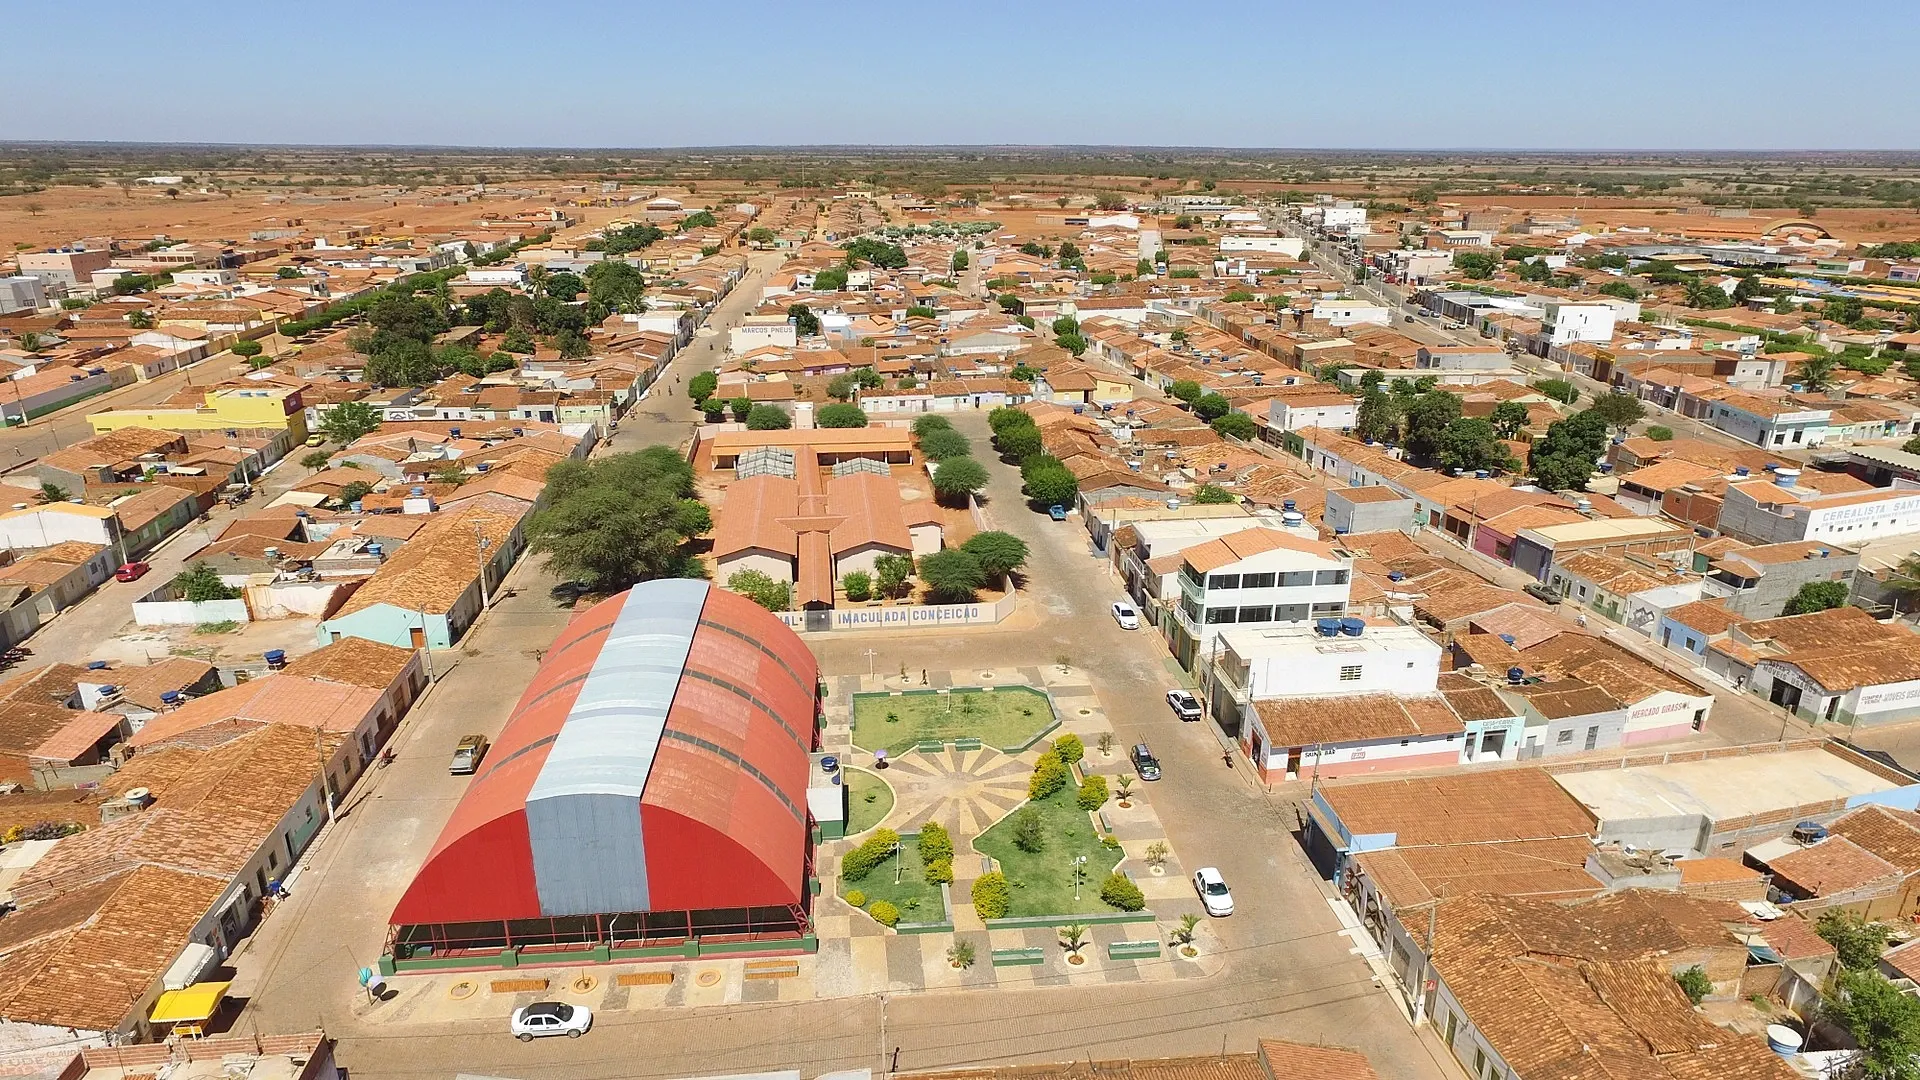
[[10, 0, 1916, 150]]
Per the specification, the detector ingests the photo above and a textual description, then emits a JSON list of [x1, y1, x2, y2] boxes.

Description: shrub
[[1100, 872, 1146, 912], [1076, 774, 1109, 811], [917, 428, 971, 461], [1674, 965, 1712, 1005], [868, 900, 900, 927], [845, 889, 867, 908], [300, 450, 331, 468], [842, 571, 873, 602], [1646, 425, 1675, 441], [230, 339, 263, 357], [971, 871, 1011, 918], [840, 827, 901, 882], [1011, 807, 1046, 853], [746, 405, 792, 430], [1029, 756, 1069, 800], [918, 821, 953, 863], [924, 857, 953, 885], [816, 402, 869, 428], [912, 414, 952, 437], [1053, 733, 1085, 766]]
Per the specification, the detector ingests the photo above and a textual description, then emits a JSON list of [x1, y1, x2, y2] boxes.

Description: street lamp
[[1071, 855, 1088, 901]]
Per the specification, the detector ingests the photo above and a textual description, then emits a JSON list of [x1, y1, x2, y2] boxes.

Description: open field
[[851, 686, 1055, 755], [972, 787, 1122, 918]]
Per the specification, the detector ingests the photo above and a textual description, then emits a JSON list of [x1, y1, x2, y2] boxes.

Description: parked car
[[450, 734, 488, 775], [510, 1001, 591, 1041], [1130, 742, 1162, 781], [1111, 602, 1140, 630], [113, 562, 151, 582], [1166, 689, 1202, 721], [1192, 867, 1235, 917], [1048, 504, 1068, 521], [304, 435, 326, 447], [1523, 582, 1562, 605]]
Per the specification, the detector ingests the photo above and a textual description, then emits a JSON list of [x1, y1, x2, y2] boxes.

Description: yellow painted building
[[89, 387, 308, 441]]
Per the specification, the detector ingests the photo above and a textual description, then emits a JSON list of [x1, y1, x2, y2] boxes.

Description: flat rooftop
[[1552, 748, 1903, 825]]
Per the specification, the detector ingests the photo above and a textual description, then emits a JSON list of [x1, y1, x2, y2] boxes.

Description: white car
[[1111, 602, 1140, 630], [511, 1001, 592, 1041], [1193, 867, 1234, 917], [1166, 690, 1202, 721]]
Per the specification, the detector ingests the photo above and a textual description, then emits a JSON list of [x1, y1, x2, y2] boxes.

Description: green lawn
[[972, 788, 1122, 917], [851, 687, 1055, 755], [838, 839, 944, 925], [844, 768, 894, 835]]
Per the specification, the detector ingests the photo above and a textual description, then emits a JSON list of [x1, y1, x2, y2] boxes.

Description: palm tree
[[1171, 913, 1201, 947], [1058, 923, 1089, 960], [1799, 354, 1838, 392], [37, 483, 70, 505], [1116, 774, 1135, 803]]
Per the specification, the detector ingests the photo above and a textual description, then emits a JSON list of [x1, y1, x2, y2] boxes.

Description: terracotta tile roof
[[1256, 1042, 1380, 1080], [1513, 678, 1624, 720], [0, 865, 229, 1030], [128, 673, 381, 749], [1661, 600, 1740, 637], [92, 657, 216, 711], [1255, 694, 1464, 747], [280, 636, 417, 691], [1180, 528, 1336, 575], [900, 1053, 1272, 1080], [1354, 837, 1601, 908], [1676, 857, 1763, 886], [1436, 672, 1519, 722], [1748, 912, 1834, 962], [1319, 768, 1594, 847], [330, 501, 524, 618], [1764, 835, 1902, 897], [1829, 805, 1920, 872], [1468, 604, 1569, 650]]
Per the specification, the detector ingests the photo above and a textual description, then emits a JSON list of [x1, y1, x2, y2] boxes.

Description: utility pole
[[316, 725, 336, 825], [474, 523, 494, 608]]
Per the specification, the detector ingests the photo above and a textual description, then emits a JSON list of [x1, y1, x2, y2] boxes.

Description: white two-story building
[[1169, 528, 1352, 671]]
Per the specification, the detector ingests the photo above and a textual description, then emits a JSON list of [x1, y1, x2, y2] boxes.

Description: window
[[1241, 572, 1276, 589], [1208, 574, 1240, 589], [1205, 608, 1236, 625], [1556, 729, 1574, 745], [1340, 665, 1363, 681], [1276, 604, 1309, 621], [268, 851, 279, 870], [1237, 605, 1273, 622], [1280, 571, 1315, 587], [1310, 602, 1346, 616], [1315, 568, 1349, 586]]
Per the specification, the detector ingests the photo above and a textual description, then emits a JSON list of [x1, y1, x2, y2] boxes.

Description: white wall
[[1234, 631, 1440, 698], [132, 598, 249, 627], [1219, 236, 1305, 257]]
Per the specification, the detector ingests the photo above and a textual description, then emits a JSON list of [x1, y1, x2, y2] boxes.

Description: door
[[1770, 679, 1802, 715], [1584, 726, 1599, 751], [1285, 746, 1300, 777], [410, 626, 426, 649]]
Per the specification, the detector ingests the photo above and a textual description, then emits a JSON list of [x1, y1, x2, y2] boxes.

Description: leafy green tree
[[996, 424, 1044, 463], [1169, 380, 1203, 405], [1491, 401, 1531, 438], [746, 405, 791, 430], [499, 326, 535, 354], [919, 548, 986, 603], [931, 456, 989, 503], [543, 271, 584, 301], [1826, 969, 1920, 1080], [1055, 332, 1087, 356], [553, 330, 592, 359], [593, 223, 663, 255], [1052, 732, 1084, 766], [854, 366, 884, 389], [680, 210, 718, 230], [812, 267, 849, 291], [950, 249, 969, 272], [172, 562, 240, 602], [961, 531, 1028, 581], [730, 397, 755, 423], [687, 371, 718, 405], [912, 414, 952, 437], [1533, 379, 1579, 405], [841, 571, 873, 602], [1355, 389, 1398, 444], [1193, 483, 1236, 504], [1192, 394, 1230, 422], [335, 480, 375, 506], [746, 226, 775, 244], [1023, 464, 1078, 508], [300, 450, 331, 469], [843, 237, 907, 268], [1646, 425, 1675, 441], [917, 429, 971, 460], [1212, 413, 1256, 440], [728, 568, 793, 611], [231, 339, 263, 357], [319, 401, 382, 444], [826, 374, 857, 401], [816, 403, 869, 428], [1454, 251, 1498, 279], [1587, 392, 1646, 432], [1437, 418, 1515, 474], [526, 447, 709, 591], [1529, 410, 1610, 491], [988, 406, 1034, 436], [1402, 391, 1463, 462], [874, 552, 914, 598], [1598, 280, 1641, 301], [1784, 580, 1851, 616], [788, 304, 821, 336]]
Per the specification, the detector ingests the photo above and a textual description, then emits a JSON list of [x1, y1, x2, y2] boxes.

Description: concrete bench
[[743, 960, 801, 980], [1108, 940, 1162, 961], [991, 947, 1046, 967], [954, 737, 983, 751], [915, 740, 947, 753]]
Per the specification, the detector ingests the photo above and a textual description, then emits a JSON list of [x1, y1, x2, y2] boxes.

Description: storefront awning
[[149, 981, 230, 1024]]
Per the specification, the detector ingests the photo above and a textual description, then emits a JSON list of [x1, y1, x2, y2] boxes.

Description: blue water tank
[[86, 660, 108, 670], [1507, 667, 1526, 684], [410, 486, 425, 497], [1499, 633, 1517, 645], [264, 650, 287, 668], [161, 690, 181, 704], [1315, 618, 1341, 638], [1339, 617, 1365, 637]]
